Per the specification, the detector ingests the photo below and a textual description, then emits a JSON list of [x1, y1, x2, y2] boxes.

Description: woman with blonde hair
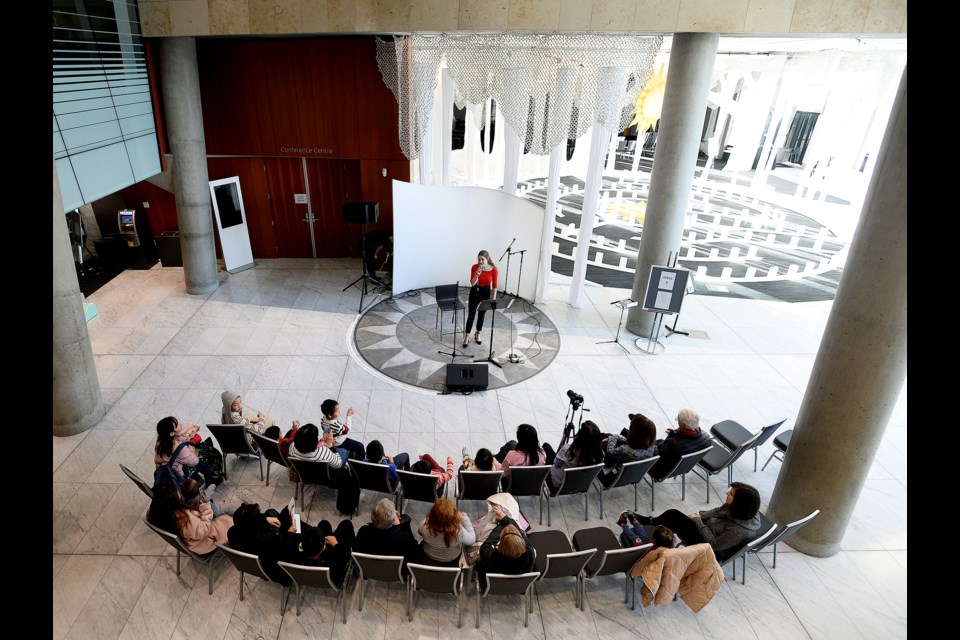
[[417, 497, 476, 566], [474, 504, 535, 589]]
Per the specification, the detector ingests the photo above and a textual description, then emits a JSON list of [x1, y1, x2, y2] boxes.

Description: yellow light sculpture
[[629, 64, 667, 135]]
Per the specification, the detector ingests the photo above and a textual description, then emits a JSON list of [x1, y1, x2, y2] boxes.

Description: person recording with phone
[[463, 250, 498, 348]]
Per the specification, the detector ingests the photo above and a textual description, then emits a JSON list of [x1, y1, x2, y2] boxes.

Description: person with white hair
[[648, 408, 713, 481]]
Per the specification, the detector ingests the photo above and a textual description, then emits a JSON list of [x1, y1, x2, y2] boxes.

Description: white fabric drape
[[441, 68, 454, 186], [536, 67, 575, 303], [414, 62, 436, 185], [568, 66, 629, 308], [501, 67, 526, 194]]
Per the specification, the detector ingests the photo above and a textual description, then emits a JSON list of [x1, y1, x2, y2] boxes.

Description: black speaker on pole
[[343, 201, 380, 225], [446, 363, 489, 391]]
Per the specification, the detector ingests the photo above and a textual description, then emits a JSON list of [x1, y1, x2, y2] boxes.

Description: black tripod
[[559, 392, 589, 449], [342, 223, 381, 313], [477, 298, 502, 369]]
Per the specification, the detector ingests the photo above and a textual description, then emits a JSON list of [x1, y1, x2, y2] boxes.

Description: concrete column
[[626, 33, 719, 336], [766, 67, 907, 557], [157, 37, 219, 295], [52, 159, 104, 436]]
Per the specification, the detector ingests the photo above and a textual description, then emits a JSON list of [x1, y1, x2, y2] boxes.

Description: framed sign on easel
[[636, 261, 691, 355]]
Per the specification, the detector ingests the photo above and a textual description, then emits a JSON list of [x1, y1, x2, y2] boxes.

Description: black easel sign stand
[[636, 265, 690, 355]]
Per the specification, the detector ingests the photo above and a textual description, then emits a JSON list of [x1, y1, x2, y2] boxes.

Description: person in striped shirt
[[320, 399, 366, 462]]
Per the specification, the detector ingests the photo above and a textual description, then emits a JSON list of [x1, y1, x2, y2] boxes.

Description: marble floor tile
[[56, 264, 907, 640]]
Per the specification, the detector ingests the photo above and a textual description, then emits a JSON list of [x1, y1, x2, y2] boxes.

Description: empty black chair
[[249, 431, 288, 486], [351, 552, 408, 615], [711, 418, 788, 472], [434, 282, 465, 339], [595, 456, 659, 519], [528, 529, 595, 610], [277, 560, 352, 621], [407, 562, 465, 627], [750, 509, 820, 568], [215, 542, 290, 615], [502, 464, 551, 524], [644, 446, 712, 511], [541, 463, 604, 525], [762, 429, 793, 471], [691, 432, 763, 503]]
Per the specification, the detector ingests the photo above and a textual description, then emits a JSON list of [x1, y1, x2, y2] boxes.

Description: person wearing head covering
[[473, 503, 535, 590], [221, 390, 272, 451], [648, 408, 713, 481]]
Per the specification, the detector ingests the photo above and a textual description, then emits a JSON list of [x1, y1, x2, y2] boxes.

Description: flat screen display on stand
[[209, 176, 254, 273]]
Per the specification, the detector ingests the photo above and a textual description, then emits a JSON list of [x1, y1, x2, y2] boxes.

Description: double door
[[207, 156, 362, 259]]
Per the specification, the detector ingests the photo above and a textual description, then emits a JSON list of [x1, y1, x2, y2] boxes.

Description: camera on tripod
[[561, 390, 587, 448]]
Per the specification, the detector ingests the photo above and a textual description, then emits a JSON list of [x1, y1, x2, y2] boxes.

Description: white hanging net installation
[[376, 33, 664, 160]]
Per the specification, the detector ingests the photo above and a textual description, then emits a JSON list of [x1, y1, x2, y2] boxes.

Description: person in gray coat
[[634, 482, 763, 562]]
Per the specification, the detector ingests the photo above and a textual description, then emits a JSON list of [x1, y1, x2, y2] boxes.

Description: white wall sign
[[294, 193, 308, 204], [209, 176, 255, 273]]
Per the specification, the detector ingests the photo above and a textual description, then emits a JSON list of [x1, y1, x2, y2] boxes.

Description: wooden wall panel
[[296, 39, 360, 157], [197, 41, 275, 156], [353, 38, 407, 161], [207, 157, 277, 259], [358, 158, 410, 242], [264, 157, 312, 258], [306, 159, 363, 258]]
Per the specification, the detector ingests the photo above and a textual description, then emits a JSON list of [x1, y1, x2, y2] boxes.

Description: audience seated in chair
[[416, 498, 476, 566], [617, 510, 675, 549], [548, 420, 604, 490], [473, 503, 535, 590], [597, 413, 658, 487], [410, 454, 455, 489], [648, 408, 713, 481], [460, 447, 501, 472], [221, 390, 274, 451], [464, 493, 530, 565], [320, 398, 366, 462], [226, 501, 305, 585], [147, 477, 234, 556], [154, 416, 224, 495], [633, 482, 763, 563], [364, 440, 411, 489], [295, 518, 356, 588], [354, 498, 419, 570], [496, 424, 549, 480]]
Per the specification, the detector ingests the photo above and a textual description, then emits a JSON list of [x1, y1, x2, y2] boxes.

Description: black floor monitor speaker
[[343, 201, 379, 224], [446, 363, 489, 391]]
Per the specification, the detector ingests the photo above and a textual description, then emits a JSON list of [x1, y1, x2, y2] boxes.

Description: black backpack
[[153, 442, 192, 491]]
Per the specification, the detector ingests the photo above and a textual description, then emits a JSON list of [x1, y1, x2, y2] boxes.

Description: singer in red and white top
[[464, 250, 499, 347]]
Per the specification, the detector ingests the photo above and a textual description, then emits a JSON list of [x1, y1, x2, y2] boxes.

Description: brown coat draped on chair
[[630, 543, 724, 612]]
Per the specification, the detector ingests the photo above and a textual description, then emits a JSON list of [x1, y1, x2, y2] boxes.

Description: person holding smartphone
[[463, 249, 498, 348]]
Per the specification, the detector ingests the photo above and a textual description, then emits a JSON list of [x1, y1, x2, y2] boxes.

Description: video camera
[[566, 389, 584, 407], [561, 390, 587, 448]]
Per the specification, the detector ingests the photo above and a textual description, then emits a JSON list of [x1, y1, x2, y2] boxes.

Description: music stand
[[439, 289, 473, 362], [477, 298, 503, 369], [598, 298, 637, 353]]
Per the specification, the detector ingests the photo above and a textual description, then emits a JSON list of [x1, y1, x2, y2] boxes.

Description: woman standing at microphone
[[463, 250, 498, 348]]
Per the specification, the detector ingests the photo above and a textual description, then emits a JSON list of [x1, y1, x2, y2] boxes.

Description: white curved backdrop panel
[[391, 181, 545, 301]]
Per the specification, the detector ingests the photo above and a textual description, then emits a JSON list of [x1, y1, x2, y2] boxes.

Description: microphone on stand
[[499, 238, 516, 261]]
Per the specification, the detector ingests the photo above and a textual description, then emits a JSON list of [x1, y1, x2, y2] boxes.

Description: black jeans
[[465, 284, 492, 334], [638, 509, 705, 547]]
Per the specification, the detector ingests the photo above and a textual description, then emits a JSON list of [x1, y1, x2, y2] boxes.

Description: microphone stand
[[499, 238, 516, 299]]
